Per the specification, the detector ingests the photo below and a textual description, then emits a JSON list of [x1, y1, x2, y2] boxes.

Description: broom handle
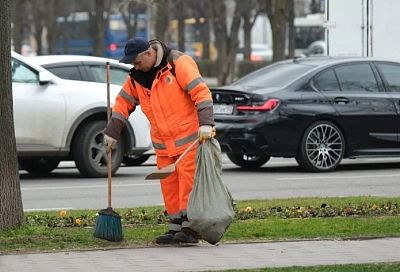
[[174, 138, 199, 166], [106, 62, 112, 208]]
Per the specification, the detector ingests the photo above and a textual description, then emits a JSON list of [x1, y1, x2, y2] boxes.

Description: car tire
[[73, 120, 124, 178], [123, 155, 151, 166], [19, 157, 60, 175], [296, 120, 345, 172], [227, 152, 270, 169]]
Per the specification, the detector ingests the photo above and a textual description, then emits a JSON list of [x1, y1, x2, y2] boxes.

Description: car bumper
[[215, 115, 301, 157]]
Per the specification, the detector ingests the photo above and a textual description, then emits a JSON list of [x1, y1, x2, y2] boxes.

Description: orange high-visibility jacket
[[108, 46, 214, 157]]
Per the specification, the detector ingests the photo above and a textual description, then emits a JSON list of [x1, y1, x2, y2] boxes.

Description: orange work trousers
[[157, 144, 197, 215]]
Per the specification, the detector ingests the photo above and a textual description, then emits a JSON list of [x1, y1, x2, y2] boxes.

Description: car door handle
[[334, 97, 349, 104]]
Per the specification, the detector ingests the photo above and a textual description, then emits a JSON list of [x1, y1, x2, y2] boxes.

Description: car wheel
[[296, 120, 345, 172], [227, 152, 270, 169], [123, 155, 151, 166], [19, 157, 60, 175], [73, 120, 124, 178]]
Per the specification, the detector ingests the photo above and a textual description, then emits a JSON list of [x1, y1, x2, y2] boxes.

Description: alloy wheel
[[304, 123, 343, 170]]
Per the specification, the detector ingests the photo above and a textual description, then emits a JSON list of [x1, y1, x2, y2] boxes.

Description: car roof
[[29, 55, 133, 69], [12, 51, 51, 73], [230, 56, 400, 91], [11, 51, 64, 81], [292, 56, 400, 66]]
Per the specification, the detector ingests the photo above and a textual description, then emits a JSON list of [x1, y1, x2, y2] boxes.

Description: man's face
[[133, 50, 154, 72]]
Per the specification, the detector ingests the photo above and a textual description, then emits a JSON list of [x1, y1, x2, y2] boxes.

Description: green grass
[[1, 196, 399, 254], [224, 216, 400, 241], [235, 196, 400, 209], [222, 262, 400, 272]]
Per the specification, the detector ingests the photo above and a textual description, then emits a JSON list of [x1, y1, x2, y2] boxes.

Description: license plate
[[213, 104, 234, 115]]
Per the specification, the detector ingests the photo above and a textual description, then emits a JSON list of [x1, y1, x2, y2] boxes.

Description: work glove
[[198, 125, 216, 142], [103, 134, 117, 152]]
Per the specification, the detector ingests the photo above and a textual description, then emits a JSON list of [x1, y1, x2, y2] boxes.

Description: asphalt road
[[20, 156, 400, 211]]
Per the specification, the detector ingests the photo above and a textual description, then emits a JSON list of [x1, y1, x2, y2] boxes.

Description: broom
[[93, 62, 123, 242]]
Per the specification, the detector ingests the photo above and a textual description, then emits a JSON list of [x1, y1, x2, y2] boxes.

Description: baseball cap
[[119, 37, 150, 64]]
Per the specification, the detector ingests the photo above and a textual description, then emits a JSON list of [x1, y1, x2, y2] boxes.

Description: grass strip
[[222, 262, 400, 272], [1, 196, 399, 254]]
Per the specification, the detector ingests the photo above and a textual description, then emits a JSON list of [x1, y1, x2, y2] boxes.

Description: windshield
[[232, 62, 315, 88]]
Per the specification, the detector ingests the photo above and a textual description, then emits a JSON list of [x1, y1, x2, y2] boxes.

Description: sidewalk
[[1, 238, 400, 271]]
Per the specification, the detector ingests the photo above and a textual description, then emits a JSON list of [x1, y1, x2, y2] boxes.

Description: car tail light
[[236, 99, 280, 112], [108, 43, 118, 51]]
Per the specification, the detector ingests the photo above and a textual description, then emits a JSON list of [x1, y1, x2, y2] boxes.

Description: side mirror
[[39, 71, 53, 85]]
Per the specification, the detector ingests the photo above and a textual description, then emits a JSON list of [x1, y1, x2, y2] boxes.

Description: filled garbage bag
[[187, 138, 235, 244]]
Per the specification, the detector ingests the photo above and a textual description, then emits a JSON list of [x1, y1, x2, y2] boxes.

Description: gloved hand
[[103, 134, 117, 152], [198, 125, 216, 142]]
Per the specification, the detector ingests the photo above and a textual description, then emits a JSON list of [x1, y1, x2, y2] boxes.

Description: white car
[[13, 51, 152, 177], [30, 55, 131, 86], [302, 40, 327, 57], [29, 54, 154, 167]]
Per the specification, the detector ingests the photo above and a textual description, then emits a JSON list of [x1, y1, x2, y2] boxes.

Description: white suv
[[30, 54, 154, 167], [12, 51, 152, 177]]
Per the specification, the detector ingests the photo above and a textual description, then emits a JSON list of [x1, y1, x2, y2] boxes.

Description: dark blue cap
[[119, 37, 150, 64]]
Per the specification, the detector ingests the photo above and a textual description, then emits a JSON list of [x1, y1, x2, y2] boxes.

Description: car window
[[334, 63, 379, 93], [11, 58, 39, 83], [376, 63, 400, 92], [47, 66, 82, 81], [87, 65, 128, 86], [232, 62, 314, 88], [313, 69, 339, 92]]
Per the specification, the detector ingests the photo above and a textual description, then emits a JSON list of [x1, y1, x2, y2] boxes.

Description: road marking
[[277, 173, 400, 181], [24, 207, 75, 212], [21, 182, 159, 191]]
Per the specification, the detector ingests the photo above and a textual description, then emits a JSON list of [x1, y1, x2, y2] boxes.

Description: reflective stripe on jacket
[[112, 50, 214, 157]]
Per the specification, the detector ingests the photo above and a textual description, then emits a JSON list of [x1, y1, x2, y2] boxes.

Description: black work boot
[[155, 230, 179, 244], [173, 227, 199, 244]]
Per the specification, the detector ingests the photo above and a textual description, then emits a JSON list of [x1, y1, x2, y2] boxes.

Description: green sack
[[187, 138, 235, 245]]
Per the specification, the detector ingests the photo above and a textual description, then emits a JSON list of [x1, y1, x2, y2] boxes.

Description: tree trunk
[[155, 0, 170, 42], [0, 0, 24, 231], [287, 0, 295, 58], [46, 0, 58, 54], [93, 0, 106, 56], [198, 0, 210, 60], [62, 15, 69, 53], [199, 17, 210, 60], [30, 0, 44, 55], [177, 17, 185, 52], [209, 0, 227, 85], [121, 1, 138, 39], [11, 0, 25, 53], [241, 1, 259, 61], [224, 3, 241, 84], [243, 17, 252, 60], [266, 0, 287, 62]]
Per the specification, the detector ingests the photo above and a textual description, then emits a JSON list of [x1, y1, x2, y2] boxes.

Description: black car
[[213, 57, 400, 172]]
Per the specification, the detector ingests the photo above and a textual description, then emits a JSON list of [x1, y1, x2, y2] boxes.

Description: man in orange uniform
[[103, 37, 215, 244]]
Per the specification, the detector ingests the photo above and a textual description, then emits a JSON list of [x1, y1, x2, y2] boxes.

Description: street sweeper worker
[[103, 37, 215, 244]]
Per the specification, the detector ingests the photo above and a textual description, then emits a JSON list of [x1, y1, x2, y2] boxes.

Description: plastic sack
[[187, 138, 235, 245]]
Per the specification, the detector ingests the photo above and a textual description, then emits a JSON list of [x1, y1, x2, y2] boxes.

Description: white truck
[[324, 0, 400, 59]]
